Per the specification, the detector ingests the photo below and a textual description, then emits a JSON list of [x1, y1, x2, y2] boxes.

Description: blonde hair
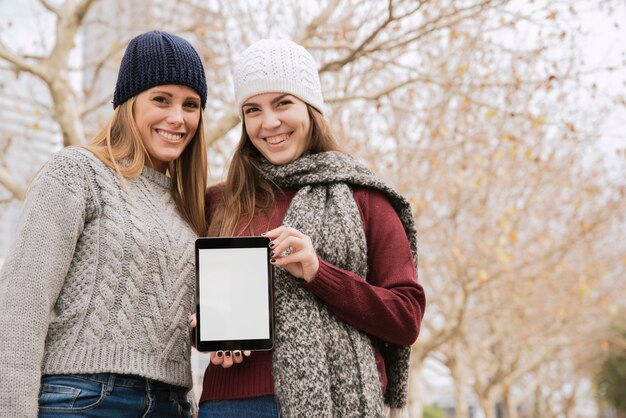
[[209, 105, 341, 236], [85, 97, 208, 236]]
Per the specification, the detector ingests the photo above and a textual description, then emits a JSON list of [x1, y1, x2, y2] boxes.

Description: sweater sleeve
[[304, 188, 425, 346], [0, 152, 91, 417]]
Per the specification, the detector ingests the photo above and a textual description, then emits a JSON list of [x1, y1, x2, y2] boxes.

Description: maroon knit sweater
[[199, 185, 425, 404]]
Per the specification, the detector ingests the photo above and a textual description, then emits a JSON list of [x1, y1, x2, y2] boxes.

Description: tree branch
[[297, 0, 342, 44], [0, 42, 44, 78], [80, 94, 113, 118], [319, 0, 396, 72], [205, 113, 241, 147], [362, 0, 504, 58], [325, 77, 425, 103], [39, 0, 60, 16], [73, 0, 98, 22], [50, 0, 98, 63], [202, 0, 345, 146], [0, 166, 25, 200]]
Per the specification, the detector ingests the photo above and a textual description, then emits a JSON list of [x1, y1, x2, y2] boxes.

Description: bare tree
[[0, 0, 95, 147], [1, 2, 624, 417]]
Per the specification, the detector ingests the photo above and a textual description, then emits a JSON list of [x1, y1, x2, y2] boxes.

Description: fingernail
[[234, 351, 241, 357], [269, 241, 275, 248], [217, 351, 223, 358], [225, 351, 231, 357], [270, 250, 275, 257], [270, 258, 276, 264], [261, 232, 267, 236]]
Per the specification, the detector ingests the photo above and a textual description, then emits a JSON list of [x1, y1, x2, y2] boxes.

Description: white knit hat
[[233, 39, 324, 119]]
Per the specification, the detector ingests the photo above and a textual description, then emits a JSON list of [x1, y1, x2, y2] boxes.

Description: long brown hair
[[209, 105, 341, 236], [85, 97, 208, 236]]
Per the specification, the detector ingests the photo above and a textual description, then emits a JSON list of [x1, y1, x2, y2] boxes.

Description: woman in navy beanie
[[0, 31, 207, 417]]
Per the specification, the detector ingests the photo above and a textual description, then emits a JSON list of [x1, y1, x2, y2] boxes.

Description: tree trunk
[[407, 362, 423, 418], [451, 363, 469, 418], [502, 387, 518, 418], [532, 387, 551, 418], [563, 399, 575, 418], [478, 396, 495, 418], [50, 78, 85, 146]]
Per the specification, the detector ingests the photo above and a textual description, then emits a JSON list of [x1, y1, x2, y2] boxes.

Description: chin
[[269, 158, 291, 166]]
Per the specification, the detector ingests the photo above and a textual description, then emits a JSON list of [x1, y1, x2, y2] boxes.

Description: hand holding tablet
[[188, 314, 251, 366], [263, 225, 320, 282], [209, 349, 251, 368]]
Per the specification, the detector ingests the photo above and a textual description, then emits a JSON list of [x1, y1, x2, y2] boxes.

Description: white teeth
[[157, 129, 183, 141], [266, 134, 290, 144]]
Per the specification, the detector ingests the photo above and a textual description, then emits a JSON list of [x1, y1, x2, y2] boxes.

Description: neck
[[146, 159, 168, 174]]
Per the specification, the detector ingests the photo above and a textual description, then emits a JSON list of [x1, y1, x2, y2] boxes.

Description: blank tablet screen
[[195, 237, 273, 351]]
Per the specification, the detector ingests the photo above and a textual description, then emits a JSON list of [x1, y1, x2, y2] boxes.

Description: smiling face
[[133, 85, 201, 173], [242, 93, 311, 165]]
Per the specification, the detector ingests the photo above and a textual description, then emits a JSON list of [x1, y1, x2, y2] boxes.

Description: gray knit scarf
[[259, 151, 418, 418]]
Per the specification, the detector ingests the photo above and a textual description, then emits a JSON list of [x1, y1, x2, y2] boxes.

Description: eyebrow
[[150, 90, 174, 97], [150, 90, 200, 101], [242, 94, 291, 108]]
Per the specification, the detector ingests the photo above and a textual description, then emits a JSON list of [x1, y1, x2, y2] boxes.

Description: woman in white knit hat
[[193, 39, 425, 417], [0, 31, 208, 417]]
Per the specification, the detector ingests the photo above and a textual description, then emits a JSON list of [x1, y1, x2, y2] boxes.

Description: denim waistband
[[43, 373, 186, 391]]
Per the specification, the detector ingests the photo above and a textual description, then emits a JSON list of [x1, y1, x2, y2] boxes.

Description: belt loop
[[104, 373, 115, 395], [169, 384, 179, 402]]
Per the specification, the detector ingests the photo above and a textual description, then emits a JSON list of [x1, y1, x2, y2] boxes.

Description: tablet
[[195, 236, 274, 352]]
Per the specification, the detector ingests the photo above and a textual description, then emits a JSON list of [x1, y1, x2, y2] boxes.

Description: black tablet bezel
[[195, 236, 274, 352]]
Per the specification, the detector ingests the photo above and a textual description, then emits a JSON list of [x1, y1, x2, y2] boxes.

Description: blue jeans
[[38, 373, 191, 417], [199, 396, 280, 418]]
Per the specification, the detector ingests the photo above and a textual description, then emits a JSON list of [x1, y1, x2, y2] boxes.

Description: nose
[[261, 110, 281, 129], [166, 105, 184, 126]]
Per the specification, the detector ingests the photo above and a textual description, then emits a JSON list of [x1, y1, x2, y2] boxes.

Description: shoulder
[[353, 186, 418, 261], [205, 182, 225, 219], [36, 147, 97, 189], [353, 186, 397, 215], [352, 186, 407, 233], [205, 182, 225, 203], [43, 147, 110, 180], [54, 146, 102, 165], [33, 147, 108, 212]]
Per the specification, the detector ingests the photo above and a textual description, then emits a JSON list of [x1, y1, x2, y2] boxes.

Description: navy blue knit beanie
[[113, 31, 207, 109]]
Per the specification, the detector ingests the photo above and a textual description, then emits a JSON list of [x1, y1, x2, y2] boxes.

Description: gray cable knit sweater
[[0, 147, 197, 417]]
